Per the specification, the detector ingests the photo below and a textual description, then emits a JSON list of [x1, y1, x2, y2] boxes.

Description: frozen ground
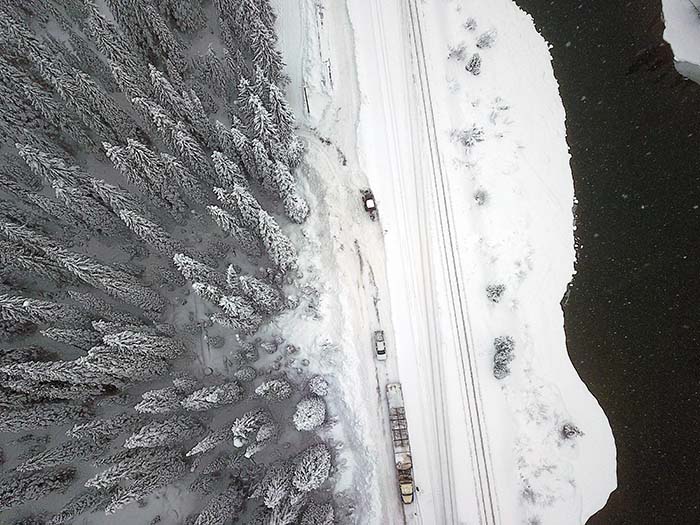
[[277, 0, 617, 523], [662, 0, 700, 84]]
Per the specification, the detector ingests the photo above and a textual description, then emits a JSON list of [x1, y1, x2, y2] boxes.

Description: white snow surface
[[277, 0, 617, 523], [661, 0, 700, 82], [662, 0, 700, 83]]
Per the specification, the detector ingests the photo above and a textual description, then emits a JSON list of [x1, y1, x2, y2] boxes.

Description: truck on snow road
[[386, 383, 415, 504]]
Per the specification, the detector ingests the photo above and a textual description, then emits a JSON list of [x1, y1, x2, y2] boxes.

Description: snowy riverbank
[[661, 0, 700, 84]]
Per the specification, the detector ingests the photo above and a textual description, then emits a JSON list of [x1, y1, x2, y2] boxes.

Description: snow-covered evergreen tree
[[207, 205, 262, 256], [125, 415, 203, 448], [194, 482, 245, 525], [180, 382, 244, 412], [103, 330, 185, 360], [47, 488, 110, 525], [300, 501, 335, 525], [186, 426, 230, 457], [67, 412, 142, 441], [255, 378, 292, 401], [257, 208, 298, 273], [104, 455, 186, 514], [174, 253, 226, 288], [40, 328, 102, 351], [0, 466, 76, 511], [17, 438, 105, 472], [293, 443, 331, 493], [239, 274, 283, 313], [0, 402, 88, 433], [134, 387, 181, 414]]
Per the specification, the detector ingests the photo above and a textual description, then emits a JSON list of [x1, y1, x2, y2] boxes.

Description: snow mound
[[662, 0, 700, 83]]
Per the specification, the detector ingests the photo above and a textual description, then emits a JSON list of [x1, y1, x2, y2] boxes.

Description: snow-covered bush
[[180, 382, 243, 411], [486, 283, 506, 303], [301, 501, 335, 525], [255, 378, 293, 401], [307, 375, 329, 397], [453, 126, 486, 149], [561, 423, 584, 440], [476, 29, 498, 49], [234, 366, 257, 383], [493, 335, 516, 379], [474, 188, 489, 206], [448, 42, 468, 61], [293, 396, 326, 431], [465, 53, 482, 75]]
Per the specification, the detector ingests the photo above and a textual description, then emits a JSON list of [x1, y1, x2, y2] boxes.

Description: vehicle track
[[405, 1, 500, 523], [368, 1, 457, 522]]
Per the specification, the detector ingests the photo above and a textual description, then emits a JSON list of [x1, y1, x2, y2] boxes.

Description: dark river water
[[514, 0, 700, 523]]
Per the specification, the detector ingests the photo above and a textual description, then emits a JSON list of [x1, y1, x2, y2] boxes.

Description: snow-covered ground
[[662, 0, 700, 84], [278, 0, 617, 523]]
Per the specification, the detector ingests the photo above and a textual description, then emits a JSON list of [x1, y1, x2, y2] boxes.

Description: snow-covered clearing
[[279, 0, 617, 523], [662, 0, 700, 84]]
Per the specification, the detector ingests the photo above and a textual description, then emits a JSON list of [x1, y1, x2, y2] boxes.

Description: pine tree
[[149, 64, 185, 118], [102, 330, 185, 360], [0, 467, 76, 511], [134, 387, 181, 414], [230, 409, 269, 447], [207, 206, 262, 257], [186, 426, 230, 457], [212, 151, 246, 188], [86, 447, 180, 489], [160, 152, 205, 203], [239, 274, 283, 313], [45, 245, 165, 314], [0, 293, 85, 326], [198, 45, 229, 97], [257, 208, 297, 273], [40, 328, 101, 351], [80, 345, 169, 383], [125, 415, 203, 449], [47, 488, 110, 525], [105, 456, 186, 514], [67, 412, 143, 441], [118, 208, 182, 257], [192, 281, 225, 305], [159, 0, 207, 33], [293, 443, 331, 493], [292, 396, 326, 432], [17, 438, 105, 472], [255, 378, 292, 401], [214, 185, 262, 231], [267, 81, 295, 139], [180, 382, 243, 412], [300, 502, 334, 525], [217, 295, 263, 335], [67, 291, 142, 325], [194, 482, 245, 525], [1, 360, 124, 389], [174, 253, 226, 288], [252, 462, 291, 509]]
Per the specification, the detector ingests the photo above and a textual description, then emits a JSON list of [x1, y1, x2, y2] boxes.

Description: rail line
[[405, 1, 500, 523]]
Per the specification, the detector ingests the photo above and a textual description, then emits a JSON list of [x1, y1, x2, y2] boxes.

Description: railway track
[[405, 1, 500, 523]]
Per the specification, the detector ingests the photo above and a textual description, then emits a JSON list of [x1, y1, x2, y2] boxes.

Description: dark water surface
[[514, 0, 700, 523]]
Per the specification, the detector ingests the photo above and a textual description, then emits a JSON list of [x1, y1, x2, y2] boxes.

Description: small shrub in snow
[[293, 443, 331, 493], [234, 366, 257, 383], [561, 423, 584, 440], [474, 189, 489, 206], [486, 283, 506, 303], [463, 17, 477, 31], [293, 396, 326, 432], [465, 53, 481, 75], [476, 29, 497, 49], [453, 126, 485, 149], [448, 43, 468, 61], [255, 378, 292, 401], [493, 335, 515, 379], [307, 375, 329, 397]]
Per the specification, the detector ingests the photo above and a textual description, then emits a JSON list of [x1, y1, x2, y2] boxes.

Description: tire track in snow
[[406, 0, 500, 523], [368, 1, 457, 522]]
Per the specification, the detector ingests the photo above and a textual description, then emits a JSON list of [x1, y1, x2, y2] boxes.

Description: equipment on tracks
[[387, 383, 415, 504]]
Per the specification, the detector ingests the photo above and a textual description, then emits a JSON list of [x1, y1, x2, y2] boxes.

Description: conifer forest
[[0, 1, 337, 523]]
